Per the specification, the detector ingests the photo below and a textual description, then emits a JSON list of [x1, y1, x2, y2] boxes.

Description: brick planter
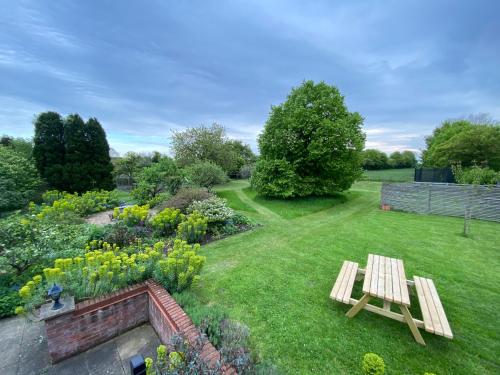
[[42, 280, 228, 372]]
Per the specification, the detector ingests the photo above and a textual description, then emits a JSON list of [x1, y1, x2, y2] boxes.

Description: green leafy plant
[[452, 163, 499, 185], [34, 190, 119, 221], [362, 353, 385, 375], [153, 239, 205, 292], [0, 287, 21, 318], [176, 211, 208, 243], [113, 205, 149, 226], [184, 161, 228, 189], [151, 208, 185, 236], [0, 146, 42, 212], [187, 196, 234, 223], [131, 157, 180, 205]]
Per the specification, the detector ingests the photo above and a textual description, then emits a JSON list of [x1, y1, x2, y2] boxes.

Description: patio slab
[[0, 316, 160, 375]]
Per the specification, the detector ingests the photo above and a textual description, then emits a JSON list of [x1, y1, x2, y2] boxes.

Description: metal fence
[[381, 182, 500, 222], [414, 168, 455, 183]]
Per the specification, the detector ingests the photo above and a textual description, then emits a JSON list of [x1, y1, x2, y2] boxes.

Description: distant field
[[361, 168, 414, 182]]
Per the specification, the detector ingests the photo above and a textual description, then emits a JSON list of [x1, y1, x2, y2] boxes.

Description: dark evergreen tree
[[86, 117, 115, 190], [33, 112, 65, 189], [63, 114, 90, 192]]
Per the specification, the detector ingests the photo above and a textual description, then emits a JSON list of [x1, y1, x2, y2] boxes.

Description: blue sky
[[1, 0, 499, 156]]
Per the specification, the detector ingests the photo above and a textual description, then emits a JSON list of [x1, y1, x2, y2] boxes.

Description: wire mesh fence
[[381, 182, 500, 222]]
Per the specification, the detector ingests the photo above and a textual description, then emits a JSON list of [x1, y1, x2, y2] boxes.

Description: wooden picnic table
[[330, 253, 453, 345]]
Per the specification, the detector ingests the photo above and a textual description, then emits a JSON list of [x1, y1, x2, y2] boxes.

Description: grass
[[215, 189, 257, 213], [191, 180, 499, 374], [242, 186, 347, 220], [113, 188, 137, 205], [362, 168, 415, 182]]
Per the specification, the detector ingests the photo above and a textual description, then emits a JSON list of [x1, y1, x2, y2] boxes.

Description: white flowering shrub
[[187, 196, 234, 223]]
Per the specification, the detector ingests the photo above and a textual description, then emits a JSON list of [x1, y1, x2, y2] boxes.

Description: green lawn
[[362, 168, 415, 182], [193, 180, 499, 374], [113, 188, 137, 205]]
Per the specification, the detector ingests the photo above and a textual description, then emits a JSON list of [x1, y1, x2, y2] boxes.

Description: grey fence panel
[[381, 182, 500, 222]]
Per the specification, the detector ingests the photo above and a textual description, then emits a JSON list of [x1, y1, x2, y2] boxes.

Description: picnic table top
[[362, 254, 411, 306]]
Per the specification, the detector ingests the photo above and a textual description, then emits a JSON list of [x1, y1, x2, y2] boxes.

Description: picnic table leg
[[400, 305, 426, 346], [346, 293, 371, 318]]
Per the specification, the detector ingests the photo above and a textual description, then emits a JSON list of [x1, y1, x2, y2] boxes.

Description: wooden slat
[[370, 255, 380, 296], [342, 262, 359, 304], [337, 262, 354, 301], [397, 259, 411, 306], [377, 256, 385, 299], [384, 257, 393, 302], [427, 280, 453, 339], [362, 254, 373, 293], [414, 276, 434, 333], [330, 261, 349, 301], [427, 278, 453, 338], [391, 258, 401, 303], [421, 278, 444, 335]]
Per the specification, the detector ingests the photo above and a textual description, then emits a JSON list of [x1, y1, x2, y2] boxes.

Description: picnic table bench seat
[[414, 276, 453, 339], [330, 261, 359, 304]]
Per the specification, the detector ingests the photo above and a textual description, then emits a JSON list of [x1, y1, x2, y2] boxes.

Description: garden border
[[42, 280, 233, 373]]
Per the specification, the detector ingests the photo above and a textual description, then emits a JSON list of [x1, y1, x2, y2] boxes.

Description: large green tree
[[252, 80, 365, 198], [422, 120, 500, 170], [171, 123, 255, 176], [0, 146, 42, 211], [33, 112, 65, 189], [86, 117, 114, 190]]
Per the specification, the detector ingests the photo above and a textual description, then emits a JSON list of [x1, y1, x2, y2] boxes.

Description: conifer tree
[[33, 112, 65, 189]]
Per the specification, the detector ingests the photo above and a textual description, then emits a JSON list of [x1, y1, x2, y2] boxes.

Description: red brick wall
[[43, 280, 230, 373], [45, 283, 149, 363]]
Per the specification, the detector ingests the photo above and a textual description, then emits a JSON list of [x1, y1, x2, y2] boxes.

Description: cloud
[[0, 0, 499, 155]]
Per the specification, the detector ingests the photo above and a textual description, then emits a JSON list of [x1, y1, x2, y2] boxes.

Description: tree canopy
[[252, 80, 365, 198], [171, 123, 255, 177], [422, 120, 500, 170], [33, 112, 115, 192]]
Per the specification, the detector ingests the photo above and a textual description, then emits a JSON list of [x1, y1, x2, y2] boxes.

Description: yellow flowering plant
[[176, 211, 208, 244], [113, 204, 149, 226], [153, 239, 205, 292], [17, 240, 167, 313]]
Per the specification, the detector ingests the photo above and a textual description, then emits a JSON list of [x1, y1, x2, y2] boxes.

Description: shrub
[[113, 204, 149, 226], [153, 239, 205, 293], [176, 211, 208, 243], [173, 292, 228, 348], [452, 163, 499, 185], [0, 287, 21, 318], [131, 157, 180, 205], [35, 190, 119, 221], [151, 208, 185, 236], [0, 214, 95, 275], [362, 353, 385, 375], [187, 196, 234, 223], [184, 161, 228, 189], [162, 187, 213, 213], [101, 222, 138, 247], [0, 146, 42, 212]]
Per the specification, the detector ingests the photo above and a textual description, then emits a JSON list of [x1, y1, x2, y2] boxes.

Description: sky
[[1, 0, 499, 156]]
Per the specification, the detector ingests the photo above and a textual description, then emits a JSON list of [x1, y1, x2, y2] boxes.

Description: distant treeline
[[361, 149, 417, 170]]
